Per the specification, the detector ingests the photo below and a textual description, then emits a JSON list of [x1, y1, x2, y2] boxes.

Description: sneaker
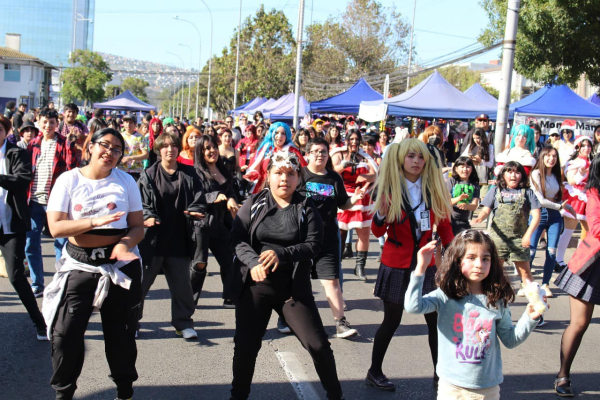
[[516, 283, 525, 297], [32, 287, 44, 298], [277, 317, 291, 334], [555, 263, 566, 273], [176, 328, 198, 339], [541, 284, 554, 298], [538, 238, 547, 249], [223, 299, 235, 309], [536, 315, 546, 327], [334, 317, 357, 339], [36, 329, 49, 341]]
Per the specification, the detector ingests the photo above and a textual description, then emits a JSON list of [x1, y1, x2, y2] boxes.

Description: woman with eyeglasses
[[229, 149, 344, 400], [44, 128, 145, 400], [331, 129, 377, 281], [555, 136, 594, 272], [298, 137, 365, 339], [136, 132, 207, 340]]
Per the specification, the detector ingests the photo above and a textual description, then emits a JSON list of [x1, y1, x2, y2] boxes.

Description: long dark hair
[[586, 153, 600, 193], [532, 145, 563, 202], [568, 136, 593, 163], [436, 229, 514, 308], [452, 156, 479, 185], [325, 124, 343, 147], [468, 128, 490, 162], [496, 161, 529, 190], [194, 134, 231, 181]]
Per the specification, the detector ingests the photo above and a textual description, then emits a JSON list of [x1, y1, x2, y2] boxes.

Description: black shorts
[[311, 251, 340, 280]]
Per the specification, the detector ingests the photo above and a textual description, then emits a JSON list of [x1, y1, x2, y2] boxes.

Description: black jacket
[[138, 163, 207, 262], [229, 189, 323, 303], [196, 168, 236, 233], [0, 142, 32, 233]]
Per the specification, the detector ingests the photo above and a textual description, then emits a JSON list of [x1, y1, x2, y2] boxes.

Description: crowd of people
[[1, 103, 599, 399]]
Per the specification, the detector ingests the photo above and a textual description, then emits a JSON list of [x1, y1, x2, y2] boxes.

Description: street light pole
[[495, 0, 521, 157], [166, 51, 185, 118], [233, 0, 242, 110], [292, 0, 306, 130], [200, 0, 213, 121], [406, 0, 417, 90], [174, 16, 202, 121], [179, 43, 193, 120]]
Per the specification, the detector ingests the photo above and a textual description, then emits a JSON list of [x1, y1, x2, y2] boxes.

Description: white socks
[[555, 228, 575, 265]]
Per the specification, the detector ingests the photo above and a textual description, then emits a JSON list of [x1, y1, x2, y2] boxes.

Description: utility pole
[[233, 0, 242, 110], [495, 0, 521, 157], [406, 0, 417, 90], [292, 0, 306, 130], [200, 0, 213, 121]]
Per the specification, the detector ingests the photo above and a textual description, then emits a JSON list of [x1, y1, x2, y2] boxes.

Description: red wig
[[149, 117, 163, 150]]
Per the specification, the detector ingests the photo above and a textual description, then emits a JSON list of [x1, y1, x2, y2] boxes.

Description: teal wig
[[509, 124, 536, 154], [257, 122, 292, 154]]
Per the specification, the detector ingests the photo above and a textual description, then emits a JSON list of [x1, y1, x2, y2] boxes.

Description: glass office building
[[1, 0, 95, 68]]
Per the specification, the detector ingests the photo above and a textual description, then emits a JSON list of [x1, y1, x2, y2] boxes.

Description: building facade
[[0, 0, 95, 68]]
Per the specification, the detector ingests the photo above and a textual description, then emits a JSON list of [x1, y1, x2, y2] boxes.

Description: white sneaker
[[176, 328, 198, 339], [541, 284, 553, 298], [516, 283, 526, 297]]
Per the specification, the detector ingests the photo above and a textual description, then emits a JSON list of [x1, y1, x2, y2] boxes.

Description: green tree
[[409, 66, 482, 91], [302, 0, 412, 100], [121, 77, 150, 102], [61, 50, 113, 106], [104, 84, 121, 100], [479, 0, 600, 87], [193, 5, 296, 116]]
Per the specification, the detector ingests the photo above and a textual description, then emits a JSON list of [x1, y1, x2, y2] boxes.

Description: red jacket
[[27, 134, 77, 200], [371, 209, 454, 269]]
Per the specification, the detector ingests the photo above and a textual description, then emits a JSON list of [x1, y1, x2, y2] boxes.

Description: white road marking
[[274, 350, 321, 400]]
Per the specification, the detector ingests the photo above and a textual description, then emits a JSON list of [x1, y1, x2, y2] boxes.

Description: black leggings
[[231, 276, 342, 400], [198, 225, 233, 299], [370, 300, 438, 378]]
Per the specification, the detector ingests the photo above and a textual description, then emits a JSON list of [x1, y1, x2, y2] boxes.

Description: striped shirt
[[30, 137, 57, 204]]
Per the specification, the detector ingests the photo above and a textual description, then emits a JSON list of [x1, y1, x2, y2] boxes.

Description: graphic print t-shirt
[[298, 167, 349, 250], [446, 178, 480, 221], [481, 187, 540, 216], [47, 168, 143, 230]]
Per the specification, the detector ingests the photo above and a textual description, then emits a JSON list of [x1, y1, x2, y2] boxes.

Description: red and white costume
[[331, 147, 379, 230], [563, 156, 590, 220], [244, 143, 306, 194], [493, 147, 536, 176]]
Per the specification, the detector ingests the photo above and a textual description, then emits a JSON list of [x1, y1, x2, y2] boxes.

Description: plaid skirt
[[374, 263, 437, 305], [555, 262, 600, 305]]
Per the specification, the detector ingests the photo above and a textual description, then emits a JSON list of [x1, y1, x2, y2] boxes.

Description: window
[[4, 64, 21, 82]]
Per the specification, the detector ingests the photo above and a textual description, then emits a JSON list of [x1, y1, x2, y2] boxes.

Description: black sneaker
[[36, 329, 49, 341], [32, 287, 44, 298], [334, 317, 357, 339], [277, 317, 291, 334], [555, 263, 566, 273], [223, 299, 235, 309]]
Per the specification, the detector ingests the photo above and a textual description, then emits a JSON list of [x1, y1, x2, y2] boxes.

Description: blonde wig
[[373, 139, 452, 224]]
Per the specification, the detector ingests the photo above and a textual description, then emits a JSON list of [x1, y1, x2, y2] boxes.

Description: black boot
[[190, 266, 207, 306], [354, 251, 367, 281], [343, 243, 354, 259]]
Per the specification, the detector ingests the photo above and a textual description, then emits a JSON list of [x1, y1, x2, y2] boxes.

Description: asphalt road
[[1, 229, 599, 400]]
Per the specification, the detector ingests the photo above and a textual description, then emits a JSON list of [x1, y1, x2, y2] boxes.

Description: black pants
[[50, 260, 142, 400], [138, 255, 195, 331], [1, 231, 45, 330], [231, 272, 343, 400], [200, 225, 233, 299]]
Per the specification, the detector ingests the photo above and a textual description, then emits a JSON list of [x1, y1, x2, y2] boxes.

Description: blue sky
[[93, 0, 499, 69]]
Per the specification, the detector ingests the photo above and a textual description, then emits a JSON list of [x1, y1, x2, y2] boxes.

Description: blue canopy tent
[[93, 90, 156, 112], [245, 98, 276, 115], [509, 85, 600, 118], [310, 78, 382, 114], [358, 71, 497, 121], [588, 93, 600, 107], [230, 97, 266, 116], [260, 94, 293, 118], [463, 83, 498, 107], [265, 94, 310, 121]]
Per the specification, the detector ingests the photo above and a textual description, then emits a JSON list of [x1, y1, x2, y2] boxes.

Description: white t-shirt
[[47, 168, 143, 230]]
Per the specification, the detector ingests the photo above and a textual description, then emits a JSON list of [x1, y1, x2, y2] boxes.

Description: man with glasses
[[225, 116, 241, 144], [25, 108, 78, 298], [460, 113, 495, 154]]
